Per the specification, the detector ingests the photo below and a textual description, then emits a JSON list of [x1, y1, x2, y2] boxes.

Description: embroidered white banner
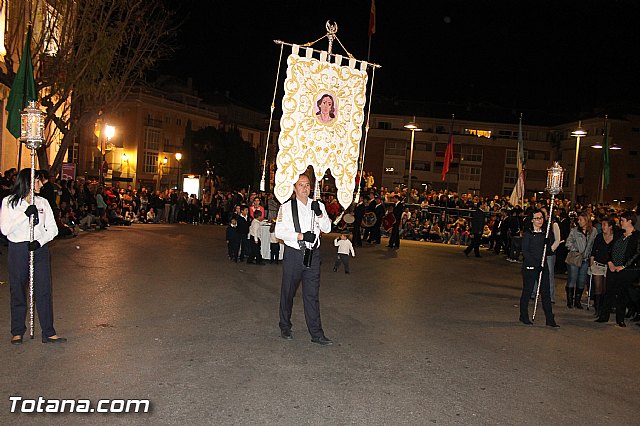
[[274, 51, 368, 208]]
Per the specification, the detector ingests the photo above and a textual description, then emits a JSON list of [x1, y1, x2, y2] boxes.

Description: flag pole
[[520, 113, 524, 207]]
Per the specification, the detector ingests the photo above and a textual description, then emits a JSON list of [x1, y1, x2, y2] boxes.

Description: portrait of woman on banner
[[314, 93, 338, 124]]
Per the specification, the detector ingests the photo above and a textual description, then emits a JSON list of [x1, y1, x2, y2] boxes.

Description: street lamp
[[175, 152, 182, 190], [404, 116, 422, 204], [570, 121, 587, 207], [99, 124, 115, 185]]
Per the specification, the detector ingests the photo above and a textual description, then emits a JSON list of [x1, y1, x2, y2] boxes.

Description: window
[[464, 129, 492, 138], [385, 140, 406, 156], [460, 146, 482, 162], [144, 128, 161, 150], [68, 143, 79, 164], [383, 159, 404, 175], [177, 118, 182, 126], [459, 166, 481, 181], [630, 151, 638, 156], [144, 152, 158, 174], [627, 173, 636, 179], [415, 142, 431, 151], [412, 161, 431, 172], [378, 121, 392, 130], [504, 169, 518, 184]]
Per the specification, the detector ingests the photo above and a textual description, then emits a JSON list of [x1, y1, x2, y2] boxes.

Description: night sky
[[160, 0, 640, 117]]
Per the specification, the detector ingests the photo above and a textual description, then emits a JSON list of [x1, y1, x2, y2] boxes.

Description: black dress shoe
[[311, 336, 333, 346], [546, 321, 560, 328], [594, 318, 608, 323], [519, 317, 533, 325], [11, 335, 23, 345], [42, 336, 67, 344], [617, 321, 626, 328], [280, 330, 293, 340]]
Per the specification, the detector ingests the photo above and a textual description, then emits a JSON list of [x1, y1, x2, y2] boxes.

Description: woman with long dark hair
[[519, 209, 558, 327], [0, 169, 65, 344], [589, 216, 615, 316]]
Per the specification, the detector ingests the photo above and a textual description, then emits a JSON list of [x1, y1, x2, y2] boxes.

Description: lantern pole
[[20, 101, 45, 339], [533, 162, 564, 321]]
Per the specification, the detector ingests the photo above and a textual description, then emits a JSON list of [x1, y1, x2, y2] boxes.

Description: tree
[[188, 126, 257, 190], [1, 0, 176, 176]]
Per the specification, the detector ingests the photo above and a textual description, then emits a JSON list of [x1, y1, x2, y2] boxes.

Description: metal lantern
[[20, 100, 45, 150], [545, 161, 564, 195]]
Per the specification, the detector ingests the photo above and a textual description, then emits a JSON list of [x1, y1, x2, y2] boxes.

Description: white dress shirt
[[275, 198, 331, 249], [0, 195, 58, 246]]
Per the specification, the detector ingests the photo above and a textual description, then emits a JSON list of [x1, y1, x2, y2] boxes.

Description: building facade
[[362, 112, 639, 205]]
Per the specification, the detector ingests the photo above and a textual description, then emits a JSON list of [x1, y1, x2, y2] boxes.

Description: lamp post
[[99, 124, 115, 185], [570, 121, 587, 207], [403, 117, 422, 204], [158, 156, 168, 191], [175, 152, 182, 190]]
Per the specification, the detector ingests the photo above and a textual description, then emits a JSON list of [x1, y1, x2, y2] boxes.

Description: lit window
[[465, 129, 492, 138], [460, 146, 482, 162], [504, 169, 517, 184]]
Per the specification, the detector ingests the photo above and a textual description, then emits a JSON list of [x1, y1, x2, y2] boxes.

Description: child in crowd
[[269, 221, 280, 264], [226, 217, 240, 262], [247, 210, 265, 265], [333, 232, 355, 274]]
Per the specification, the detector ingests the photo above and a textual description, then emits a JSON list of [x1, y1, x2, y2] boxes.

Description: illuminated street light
[[570, 121, 587, 207], [175, 152, 182, 190], [403, 116, 422, 204]]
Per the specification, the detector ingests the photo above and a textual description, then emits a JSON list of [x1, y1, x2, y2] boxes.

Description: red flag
[[442, 132, 454, 181], [369, 0, 376, 36]]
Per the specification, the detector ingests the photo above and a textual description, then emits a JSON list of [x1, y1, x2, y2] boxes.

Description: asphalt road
[[0, 224, 638, 425]]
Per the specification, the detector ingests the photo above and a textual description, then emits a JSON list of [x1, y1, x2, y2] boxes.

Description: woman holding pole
[[519, 209, 559, 327], [0, 169, 65, 344]]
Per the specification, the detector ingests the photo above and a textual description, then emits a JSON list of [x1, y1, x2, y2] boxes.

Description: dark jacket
[[470, 208, 485, 234], [522, 227, 552, 268], [235, 214, 250, 236], [612, 229, 640, 269]]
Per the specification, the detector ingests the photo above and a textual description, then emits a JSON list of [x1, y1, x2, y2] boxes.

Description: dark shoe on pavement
[[617, 321, 626, 328], [311, 336, 333, 346], [11, 335, 23, 345], [42, 336, 67, 344], [333, 267, 337, 272], [280, 329, 293, 340], [519, 317, 533, 325], [546, 321, 560, 328], [594, 318, 608, 323]]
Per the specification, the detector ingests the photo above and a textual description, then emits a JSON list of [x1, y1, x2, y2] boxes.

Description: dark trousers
[[510, 236, 522, 260], [228, 241, 240, 260], [270, 242, 280, 262], [520, 266, 554, 323], [353, 222, 362, 246], [8, 242, 56, 338], [247, 239, 262, 263], [370, 224, 381, 244], [239, 235, 250, 260], [333, 253, 350, 272], [464, 233, 482, 256], [279, 246, 324, 338], [599, 269, 637, 323], [389, 224, 400, 247]]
